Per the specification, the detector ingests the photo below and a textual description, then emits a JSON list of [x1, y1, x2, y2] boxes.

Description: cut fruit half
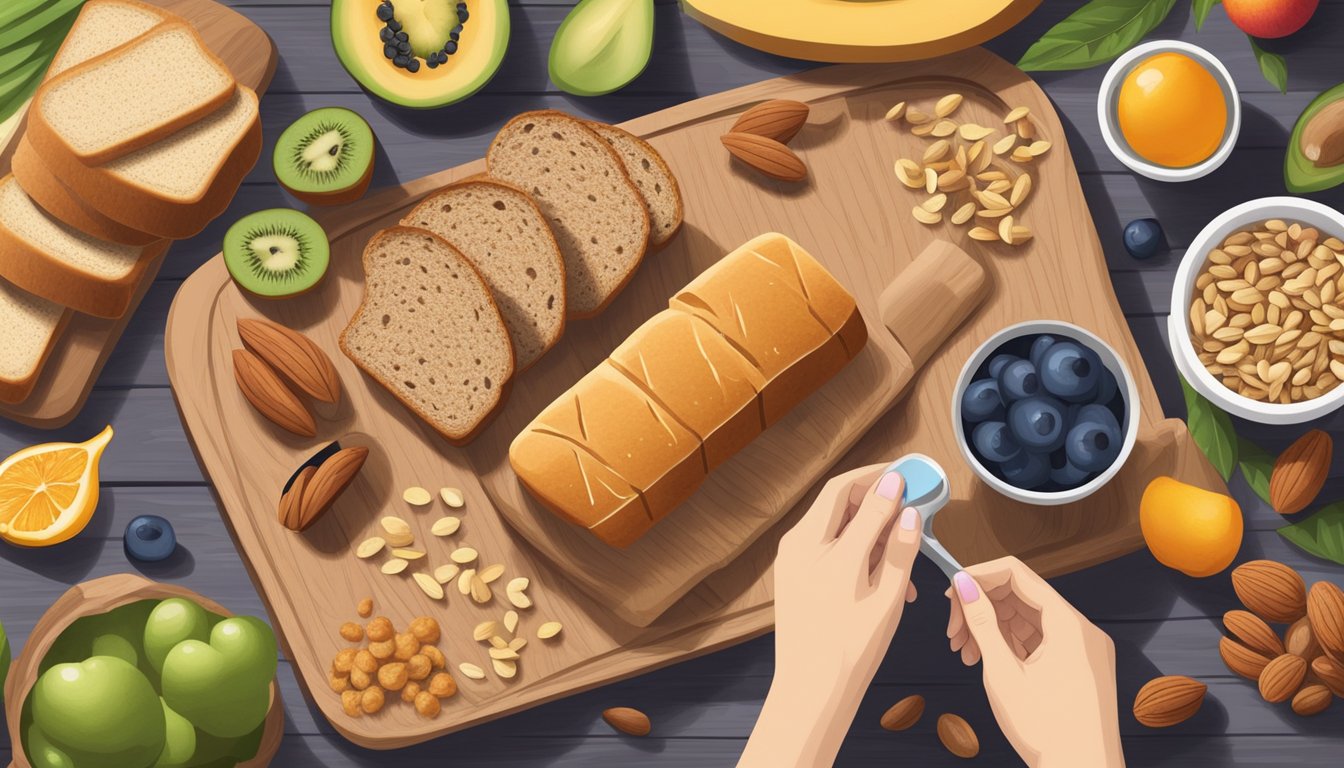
[[0, 425, 113, 547]]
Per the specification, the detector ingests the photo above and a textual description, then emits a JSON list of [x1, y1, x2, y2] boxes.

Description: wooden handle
[[879, 240, 989, 368]]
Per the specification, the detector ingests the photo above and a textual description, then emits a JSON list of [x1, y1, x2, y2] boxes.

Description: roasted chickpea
[[427, 672, 457, 698], [406, 654, 432, 681], [357, 597, 374, 618], [409, 616, 441, 645], [333, 648, 357, 674], [401, 681, 422, 704], [420, 645, 446, 669], [378, 662, 409, 691], [341, 689, 362, 717], [393, 632, 419, 662], [366, 616, 394, 643], [414, 690, 441, 719], [329, 673, 350, 693], [360, 686, 385, 714], [368, 639, 395, 660], [339, 622, 364, 643], [349, 667, 372, 691], [354, 649, 379, 674]]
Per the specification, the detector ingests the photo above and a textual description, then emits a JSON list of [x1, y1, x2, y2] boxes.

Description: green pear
[[144, 598, 211, 675], [32, 656, 165, 768], [161, 617, 277, 739], [154, 698, 198, 768], [25, 723, 77, 768], [91, 632, 139, 667]]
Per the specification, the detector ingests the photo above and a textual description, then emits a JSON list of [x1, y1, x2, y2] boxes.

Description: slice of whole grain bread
[[588, 122, 683, 249]]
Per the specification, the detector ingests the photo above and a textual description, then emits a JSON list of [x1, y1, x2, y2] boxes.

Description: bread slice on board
[[46, 0, 172, 80], [340, 226, 515, 445], [0, 175, 164, 319], [11, 138, 159, 246], [38, 87, 262, 240], [588, 122, 683, 249], [400, 179, 566, 371], [486, 111, 650, 318], [27, 21, 235, 164], [0, 277, 69, 404]]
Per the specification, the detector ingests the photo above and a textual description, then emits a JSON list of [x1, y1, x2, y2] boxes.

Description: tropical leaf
[[1279, 501, 1344, 566], [1017, 0, 1178, 72], [1237, 437, 1273, 505], [1250, 37, 1288, 93], [1193, 0, 1220, 31], [1180, 376, 1237, 481]]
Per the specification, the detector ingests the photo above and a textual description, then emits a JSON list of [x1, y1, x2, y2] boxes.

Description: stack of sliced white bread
[[0, 0, 260, 403], [342, 110, 684, 444]]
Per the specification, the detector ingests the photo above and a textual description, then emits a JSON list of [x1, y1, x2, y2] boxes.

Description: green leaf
[[1237, 437, 1274, 505], [1017, 0, 1178, 72], [1193, 0, 1221, 31], [1180, 376, 1238, 481], [1250, 37, 1288, 93], [1279, 501, 1344, 565]]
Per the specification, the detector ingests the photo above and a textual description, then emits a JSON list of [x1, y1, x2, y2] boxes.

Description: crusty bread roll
[[510, 233, 866, 547]]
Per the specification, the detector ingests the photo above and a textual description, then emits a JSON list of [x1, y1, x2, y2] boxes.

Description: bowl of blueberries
[[953, 321, 1140, 505]]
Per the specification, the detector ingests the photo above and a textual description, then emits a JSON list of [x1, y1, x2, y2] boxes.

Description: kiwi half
[[273, 107, 375, 206], [224, 209, 331, 299]]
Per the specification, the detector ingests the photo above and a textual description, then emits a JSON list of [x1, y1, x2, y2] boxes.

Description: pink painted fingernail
[[899, 507, 919, 530], [954, 571, 980, 603], [876, 471, 904, 500]]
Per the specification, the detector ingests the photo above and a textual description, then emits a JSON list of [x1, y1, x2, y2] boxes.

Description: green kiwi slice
[[223, 209, 330, 299], [272, 107, 376, 206]]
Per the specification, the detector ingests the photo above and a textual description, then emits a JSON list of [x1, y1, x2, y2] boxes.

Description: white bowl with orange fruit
[[1098, 40, 1241, 182]]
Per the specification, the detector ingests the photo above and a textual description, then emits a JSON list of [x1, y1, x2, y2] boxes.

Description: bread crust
[[37, 87, 262, 240], [26, 21, 235, 165], [339, 225, 516, 446], [0, 306, 70, 405], [486, 110, 651, 320], [12, 138, 160, 246], [588, 121, 684, 249]]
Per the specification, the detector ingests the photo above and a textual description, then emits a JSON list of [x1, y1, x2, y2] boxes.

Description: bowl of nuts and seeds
[[1170, 197, 1344, 424]]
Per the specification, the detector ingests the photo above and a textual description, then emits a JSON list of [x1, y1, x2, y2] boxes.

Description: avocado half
[[331, 0, 510, 109], [1286, 83, 1344, 194]]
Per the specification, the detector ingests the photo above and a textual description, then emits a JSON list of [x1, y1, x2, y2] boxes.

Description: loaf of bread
[[341, 226, 516, 445], [510, 233, 866, 547]]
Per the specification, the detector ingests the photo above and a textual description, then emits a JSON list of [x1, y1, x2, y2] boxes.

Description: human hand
[[739, 463, 922, 768], [946, 557, 1124, 768]]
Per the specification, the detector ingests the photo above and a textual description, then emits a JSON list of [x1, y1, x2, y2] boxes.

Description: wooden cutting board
[[166, 49, 1224, 748], [0, 0, 276, 428]]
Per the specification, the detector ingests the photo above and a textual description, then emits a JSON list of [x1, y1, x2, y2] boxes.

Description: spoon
[[888, 454, 961, 580]]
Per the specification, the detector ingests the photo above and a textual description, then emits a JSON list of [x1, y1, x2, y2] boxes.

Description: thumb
[[952, 571, 1017, 672]]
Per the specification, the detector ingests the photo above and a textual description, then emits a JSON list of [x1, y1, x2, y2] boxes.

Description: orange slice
[[0, 425, 113, 547]]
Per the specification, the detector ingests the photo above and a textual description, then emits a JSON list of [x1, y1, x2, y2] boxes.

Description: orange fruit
[[0, 426, 113, 547], [1140, 476, 1243, 578]]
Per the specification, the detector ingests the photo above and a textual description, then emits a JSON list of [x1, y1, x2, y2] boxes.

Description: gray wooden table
[[3, 1, 1344, 765]]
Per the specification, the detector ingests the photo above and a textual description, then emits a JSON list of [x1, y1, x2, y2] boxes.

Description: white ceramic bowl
[[1097, 39, 1241, 182], [1169, 196, 1344, 424], [952, 321, 1141, 506]]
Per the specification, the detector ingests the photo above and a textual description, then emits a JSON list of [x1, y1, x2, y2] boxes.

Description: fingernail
[[899, 507, 920, 530], [954, 571, 980, 603], [876, 471, 904, 500]]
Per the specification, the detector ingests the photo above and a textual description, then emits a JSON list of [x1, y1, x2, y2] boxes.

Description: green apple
[[25, 724, 76, 768], [161, 617, 277, 738], [32, 656, 166, 768], [144, 598, 211, 675], [91, 632, 139, 667], [154, 697, 198, 768]]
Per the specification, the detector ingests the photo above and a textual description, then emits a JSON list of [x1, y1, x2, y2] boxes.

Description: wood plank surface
[[3, 0, 1344, 765]]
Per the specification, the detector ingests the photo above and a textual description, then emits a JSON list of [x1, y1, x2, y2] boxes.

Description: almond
[[1232, 560, 1307, 623], [1269, 429, 1332, 514], [1133, 676, 1206, 727], [720, 133, 807, 182], [1307, 580, 1344, 663], [1223, 610, 1285, 657], [936, 713, 979, 758], [1311, 655, 1344, 696], [602, 707, 651, 737], [278, 466, 317, 530], [295, 447, 369, 531], [879, 695, 924, 732], [238, 318, 342, 404], [232, 348, 316, 437], [730, 99, 809, 144], [1291, 684, 1333, 716], [1259, 653, 1307, 703], [1286, 616, 1323, 661], [1219, 636, 1272, 680]]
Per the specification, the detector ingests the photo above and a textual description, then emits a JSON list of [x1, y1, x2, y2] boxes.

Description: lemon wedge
[[0, 425, 113, 547]]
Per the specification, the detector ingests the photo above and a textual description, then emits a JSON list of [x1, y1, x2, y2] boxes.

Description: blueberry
[[997, 358, 1042, 402], [1039, 341, 1101, 402], [972, 421, 1021, 463], [376, 3, 394, 21], [1007, 395, 1067, 452], [1001, 450, 1050, 490], [1095, 367, 1119, 407], [1029, 335, 1056, 370], [987, 353, 1018, 379], [961, 378, 1005, 423], [124, 515, 177, 563], [1123, 218, 1164, 260], [1066, 404, 1123, 472], [1049, 449, 1093, 488]]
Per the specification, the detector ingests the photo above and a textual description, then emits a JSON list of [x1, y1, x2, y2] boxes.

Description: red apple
[[1223, 0, 1319, 38]]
